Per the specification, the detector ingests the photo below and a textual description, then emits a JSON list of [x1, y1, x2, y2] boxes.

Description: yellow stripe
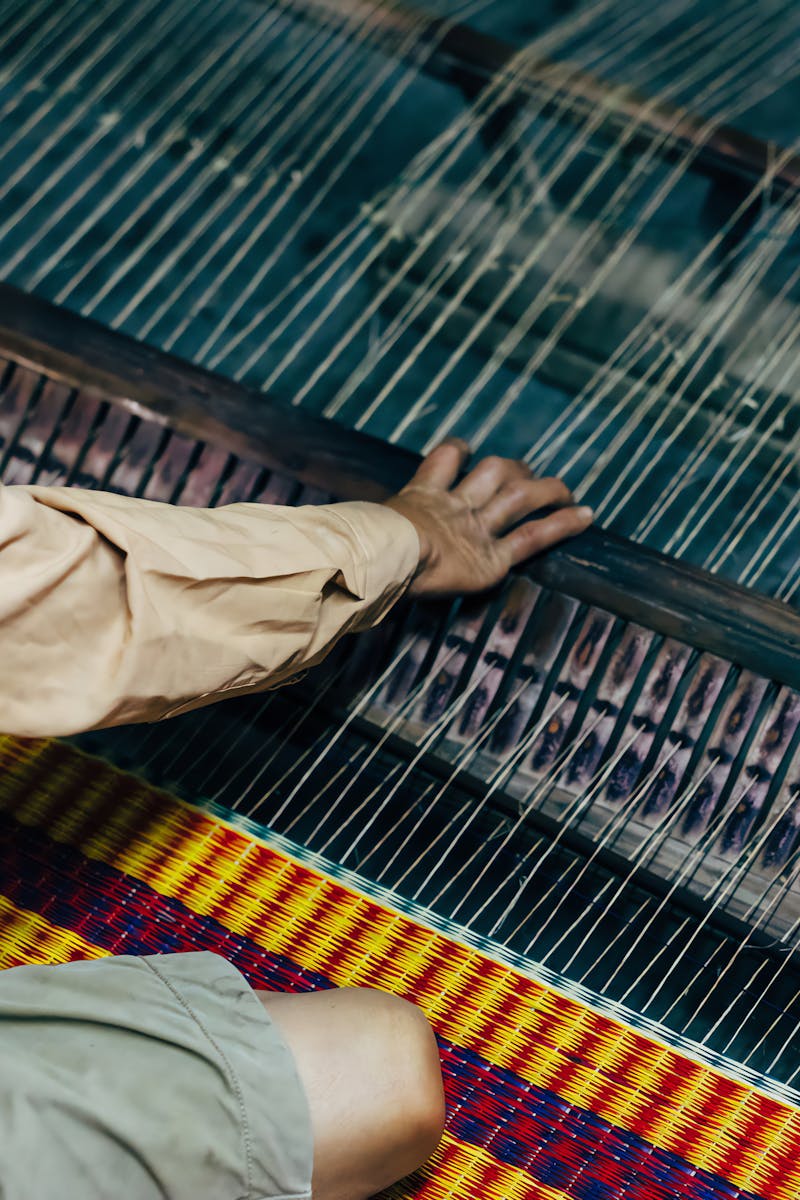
[[0, 894, 108, 969]]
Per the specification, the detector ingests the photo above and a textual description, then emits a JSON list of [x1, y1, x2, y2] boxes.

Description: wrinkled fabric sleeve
[[0, 482, 419, 737]]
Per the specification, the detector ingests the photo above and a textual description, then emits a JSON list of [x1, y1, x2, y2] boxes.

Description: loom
[[1, 0, 800, 1196]]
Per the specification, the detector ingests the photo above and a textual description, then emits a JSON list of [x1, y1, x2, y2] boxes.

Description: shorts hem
[[146, 953, 314, 1200]]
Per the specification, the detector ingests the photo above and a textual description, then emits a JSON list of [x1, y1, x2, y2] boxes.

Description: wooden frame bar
[[2, 281, 800, 689], [310, 0, 800, 199]]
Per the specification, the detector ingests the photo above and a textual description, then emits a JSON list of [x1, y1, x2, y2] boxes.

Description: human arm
[[0, 442, 590, 737], [0, 481, 419, 736]]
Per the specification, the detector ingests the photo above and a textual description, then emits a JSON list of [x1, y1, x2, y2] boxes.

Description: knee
[[259, 985, 445, 1199], [388, 994, 446, 1158], [353, 988, 446, 1162]]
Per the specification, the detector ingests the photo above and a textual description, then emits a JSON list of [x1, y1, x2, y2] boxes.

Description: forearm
[[0, 483, 419, 737]]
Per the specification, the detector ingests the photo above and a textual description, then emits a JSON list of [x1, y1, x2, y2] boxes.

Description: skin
[[256, 444, 590, 1200], [384, 439, 593, 597], [259, 989, 445, 1200]]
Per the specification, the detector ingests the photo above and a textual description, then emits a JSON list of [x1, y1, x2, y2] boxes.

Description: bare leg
[[257, 987, 445, 1200]]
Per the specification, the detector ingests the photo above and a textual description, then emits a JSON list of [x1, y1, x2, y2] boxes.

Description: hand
[[384, 439, 593, 597]]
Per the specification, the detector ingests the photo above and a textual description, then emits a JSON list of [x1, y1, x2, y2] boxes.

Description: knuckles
[[501, 475, 572, 506], [478, 454, 506, 476], [537, 475, 572, 498]]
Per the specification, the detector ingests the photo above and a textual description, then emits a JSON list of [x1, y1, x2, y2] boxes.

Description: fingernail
[[577, 506, 594, 521]]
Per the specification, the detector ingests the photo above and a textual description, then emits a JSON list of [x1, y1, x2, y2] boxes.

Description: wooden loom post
[[2, 282, 800, 690]]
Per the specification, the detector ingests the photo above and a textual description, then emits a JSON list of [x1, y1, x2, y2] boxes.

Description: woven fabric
[[0, 735, 798, 1200]]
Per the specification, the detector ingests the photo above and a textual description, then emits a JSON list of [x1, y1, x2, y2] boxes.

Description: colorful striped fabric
[[1, 734, 798, 1200]]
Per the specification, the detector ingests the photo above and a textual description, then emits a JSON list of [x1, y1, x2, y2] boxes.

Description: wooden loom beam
[[2, 281, 800, 690], [306, 0, 800, 200]]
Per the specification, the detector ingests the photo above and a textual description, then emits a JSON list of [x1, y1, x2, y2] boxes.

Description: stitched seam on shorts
[[143, 958, 255, 1200], [252, 1192, 311, 1200]]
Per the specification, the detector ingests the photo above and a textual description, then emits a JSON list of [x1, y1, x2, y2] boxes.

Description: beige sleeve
[[0, 482, 419, 737]]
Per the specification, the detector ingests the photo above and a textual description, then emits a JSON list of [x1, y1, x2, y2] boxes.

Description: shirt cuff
[[321, 500, 420, 619]]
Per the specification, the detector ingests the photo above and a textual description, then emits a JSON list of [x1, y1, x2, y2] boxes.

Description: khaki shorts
[[0, 952, 313, 1200]]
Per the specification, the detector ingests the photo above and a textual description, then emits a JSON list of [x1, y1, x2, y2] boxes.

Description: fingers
[[454, 454, 531, 509], [500, 504, 593, 567], [480, 476, 573, 534], [408, 439, 470, 490]]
